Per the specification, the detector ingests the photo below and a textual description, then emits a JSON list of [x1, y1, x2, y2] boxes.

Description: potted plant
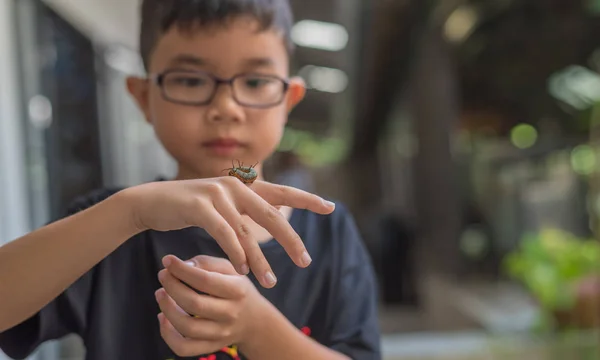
[[503, 228, 600, 331]]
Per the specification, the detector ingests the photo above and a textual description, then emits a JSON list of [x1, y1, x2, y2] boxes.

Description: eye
[[172, 76, 206, 87], [165, 73, 210, 88], [244, 77, 272, 88]]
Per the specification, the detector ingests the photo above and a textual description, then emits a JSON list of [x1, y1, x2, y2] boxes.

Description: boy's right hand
[[124, 177, 335, 288]]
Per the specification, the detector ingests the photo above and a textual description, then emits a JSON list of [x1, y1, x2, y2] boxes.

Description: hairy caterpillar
[[223, 160, 258, 184]]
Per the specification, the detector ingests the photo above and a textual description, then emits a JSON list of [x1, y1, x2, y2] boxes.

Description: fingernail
[[185, 261, 195, 267], [301, 251, 312, 267], [264, 271, 277, 287], [157, 313, 164, 324], [240, 263, 250, 275], [162, 256, 172, 267], [155, 289, 164, 301], [322, 199, 335, 208]]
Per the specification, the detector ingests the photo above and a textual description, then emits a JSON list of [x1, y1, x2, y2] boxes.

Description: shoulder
[[65, 187, 125, 216]]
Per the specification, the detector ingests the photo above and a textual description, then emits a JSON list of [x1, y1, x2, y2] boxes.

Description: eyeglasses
[[150, 70, 290, 108]]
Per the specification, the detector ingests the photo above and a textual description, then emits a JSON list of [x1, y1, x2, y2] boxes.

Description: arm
[[156, 255, 351, 359], [243, 206, 381, 360], [240, 301, 350, 360], [0, 178, 335, 333], [0, 190, 139, 332]]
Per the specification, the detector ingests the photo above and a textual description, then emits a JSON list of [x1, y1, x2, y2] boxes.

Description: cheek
[[250, 108, 287, 150], [148, 90, 202, 145]]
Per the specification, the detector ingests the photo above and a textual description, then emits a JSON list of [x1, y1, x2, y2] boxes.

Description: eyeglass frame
[[148, 69, 291, 109]]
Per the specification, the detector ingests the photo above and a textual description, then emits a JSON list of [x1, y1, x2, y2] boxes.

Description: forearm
[[240, 302, 350, 360], [0, 190, 139, 332]]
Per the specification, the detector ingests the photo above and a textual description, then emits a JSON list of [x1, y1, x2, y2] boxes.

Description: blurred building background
[[3, 0, 600, 359]]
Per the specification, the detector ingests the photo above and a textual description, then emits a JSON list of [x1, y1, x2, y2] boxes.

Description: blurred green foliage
[[503, 229, 600, 312], [277, 127, 349, 166]]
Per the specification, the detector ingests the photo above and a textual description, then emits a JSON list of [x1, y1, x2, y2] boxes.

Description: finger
[[211, 195, 253, 275], [212, 196, 275, 288], [191, 255, 237, 275], [161, 258, 242, 299], [155, 288, 225, 340], [158, 265, 240, 312], [158, 313, 219, 357], [236, 190, 312, 269], [251, 181, 335, 214], [197, 208, 248, 275], [240, 231, 277, 288]]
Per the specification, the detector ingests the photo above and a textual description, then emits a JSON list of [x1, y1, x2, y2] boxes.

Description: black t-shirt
[[0, 188, 381, 360]]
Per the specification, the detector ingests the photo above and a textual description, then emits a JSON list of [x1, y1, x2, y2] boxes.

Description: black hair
[[140, 0, 295, 70]]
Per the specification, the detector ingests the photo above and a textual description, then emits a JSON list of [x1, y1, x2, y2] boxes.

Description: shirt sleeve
[[0, 271, 95, 359], [0, 189, 117, 359], [326, 204, 382, 360]]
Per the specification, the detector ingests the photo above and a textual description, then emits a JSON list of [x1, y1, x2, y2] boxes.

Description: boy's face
[[127, 17, 305, 180]]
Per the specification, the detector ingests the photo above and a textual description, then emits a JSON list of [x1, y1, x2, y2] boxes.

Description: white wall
[[0, 1, 38, 358], [99, 45, 177, 187], [0, 2, 159, 359], [0, 0, 31, 244], [41, 0, 177, 186], [42, 0, 140, 50]]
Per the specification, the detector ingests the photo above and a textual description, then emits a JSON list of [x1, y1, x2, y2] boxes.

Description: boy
[[0, 0, 381, 359]]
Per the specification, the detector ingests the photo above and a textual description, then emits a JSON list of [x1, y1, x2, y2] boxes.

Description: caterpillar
[[223, 160, 258, 184]]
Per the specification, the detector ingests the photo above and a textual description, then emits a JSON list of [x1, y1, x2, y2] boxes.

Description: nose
[[205, 84, 245, 123]]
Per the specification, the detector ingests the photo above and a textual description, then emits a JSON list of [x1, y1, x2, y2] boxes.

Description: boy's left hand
[[155, 255, 268, 357]]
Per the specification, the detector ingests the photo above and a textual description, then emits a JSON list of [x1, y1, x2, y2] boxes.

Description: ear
[[126, 76, 152, 125], [285, 76, 306, 114]]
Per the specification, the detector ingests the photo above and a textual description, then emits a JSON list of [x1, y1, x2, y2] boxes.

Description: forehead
[[149, 17, 289, 75]]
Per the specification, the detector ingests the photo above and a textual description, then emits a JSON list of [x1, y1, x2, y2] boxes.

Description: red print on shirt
[[169, 327, 311, 360], [198, 345, 240, 360]]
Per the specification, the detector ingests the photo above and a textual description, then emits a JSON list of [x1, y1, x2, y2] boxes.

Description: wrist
[[238, 295, 276, 351], [111, 187, 146, 235]]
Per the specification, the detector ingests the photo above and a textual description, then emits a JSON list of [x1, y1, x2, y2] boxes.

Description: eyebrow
[[167, 54, 275, 69], [242, 57, 275, 68], [168, 54, 208, 67]]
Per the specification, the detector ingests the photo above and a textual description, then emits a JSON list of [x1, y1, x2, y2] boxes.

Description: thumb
[[188, 255, 238, 275]]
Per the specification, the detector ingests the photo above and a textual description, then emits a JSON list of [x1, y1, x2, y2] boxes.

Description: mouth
[[201, 138, 245, 156]]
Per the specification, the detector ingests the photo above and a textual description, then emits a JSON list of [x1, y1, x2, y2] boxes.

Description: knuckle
[[214, 221, 232, 238], [195, 255, 211, 267], [248, 249, 267, 268], [235, 283, 249, 298], [264, 205, 282, 223], [205, 182, 225, 196], [188, 196, 205, 212], [220, 176, 240, 188], [191, 297, 205, 315], [180, 321, 196, 336], [276, 184, 290, 198], [226, 309, 240, 322], [236, 223, 252, 242], [276, 184, 294, 206], [220, 327, 233, 339]]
